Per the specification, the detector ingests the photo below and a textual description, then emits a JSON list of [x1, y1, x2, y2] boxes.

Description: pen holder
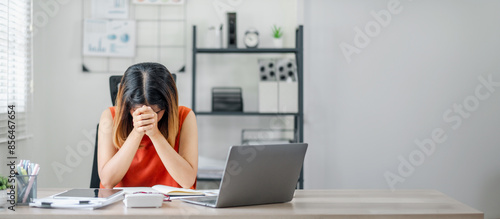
[[15, 175, 37, 205]]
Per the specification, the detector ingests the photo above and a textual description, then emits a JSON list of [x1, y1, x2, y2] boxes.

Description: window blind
[[0, 0, 32, 144]]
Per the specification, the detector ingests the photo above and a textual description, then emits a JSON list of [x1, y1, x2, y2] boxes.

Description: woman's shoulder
[[100, 107, 112, 117], [99, 107, 114, 130], [101, 106, 116, 119], [178, 106, 193, 121], [179, 105, 192, 113]]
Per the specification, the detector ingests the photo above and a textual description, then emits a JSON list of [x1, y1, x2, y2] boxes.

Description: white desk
[[2, 189, 483, 219]]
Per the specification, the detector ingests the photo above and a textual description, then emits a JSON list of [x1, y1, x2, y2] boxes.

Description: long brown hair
[[112, 62, 178, 149]]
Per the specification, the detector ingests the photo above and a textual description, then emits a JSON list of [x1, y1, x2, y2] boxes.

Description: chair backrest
[[90, 73, 177, 188], [109, 76, 122, 106], [90, 124, 100, 188]]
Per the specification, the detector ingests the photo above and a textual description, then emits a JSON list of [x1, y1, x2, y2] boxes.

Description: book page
[[152, 185, 204, 195]]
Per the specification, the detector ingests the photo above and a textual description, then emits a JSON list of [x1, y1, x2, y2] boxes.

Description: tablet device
[[53, 189, 124, 201]]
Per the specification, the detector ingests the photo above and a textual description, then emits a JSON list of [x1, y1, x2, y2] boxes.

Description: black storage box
[[212, 87, 243, 112]]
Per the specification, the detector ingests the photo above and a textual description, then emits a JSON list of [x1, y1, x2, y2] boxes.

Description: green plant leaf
[[272, 25, 283, 39]]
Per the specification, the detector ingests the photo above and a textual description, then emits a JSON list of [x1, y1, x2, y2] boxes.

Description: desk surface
[[1, 189, 483, 219]]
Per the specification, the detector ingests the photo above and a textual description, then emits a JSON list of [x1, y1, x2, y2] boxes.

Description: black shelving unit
[[192, 25, 304, 189]]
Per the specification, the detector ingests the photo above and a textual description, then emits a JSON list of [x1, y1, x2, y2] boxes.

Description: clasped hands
[[132, 105, 160, 137]]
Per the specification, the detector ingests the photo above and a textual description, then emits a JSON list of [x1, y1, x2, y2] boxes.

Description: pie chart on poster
[[120, 34, 129, 43], [107, 34, 116, 40]]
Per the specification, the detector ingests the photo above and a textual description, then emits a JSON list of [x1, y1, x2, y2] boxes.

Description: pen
[[25, 160, 30, 173], [22, 164, 40, 203], [17, 166, 28, 199]]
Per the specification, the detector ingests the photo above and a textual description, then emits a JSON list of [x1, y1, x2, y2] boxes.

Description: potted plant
[[0, 175, 11, 207], [272, 25, 283, 48]]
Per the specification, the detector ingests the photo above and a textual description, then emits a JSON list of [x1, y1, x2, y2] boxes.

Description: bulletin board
[[81, 0, 187, 74]]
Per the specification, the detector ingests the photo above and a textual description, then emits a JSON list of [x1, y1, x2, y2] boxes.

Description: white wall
[[303, 0, 500, 218], [28, 0, 109, 188]]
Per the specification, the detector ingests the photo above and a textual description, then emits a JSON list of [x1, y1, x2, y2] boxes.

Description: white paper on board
[[91, 0, 129, 19], [83, 19, 136, 57]]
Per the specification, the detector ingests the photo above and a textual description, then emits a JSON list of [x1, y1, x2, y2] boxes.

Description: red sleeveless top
[[101, 106, 193, 188]]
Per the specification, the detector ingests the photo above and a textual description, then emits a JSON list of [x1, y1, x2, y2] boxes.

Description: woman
[[97, 62, 198, 189]]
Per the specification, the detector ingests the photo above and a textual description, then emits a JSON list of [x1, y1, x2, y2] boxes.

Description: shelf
[[195, 111, 299, 116], [192, 25, 305, 189], [195, 48, 298, 54]]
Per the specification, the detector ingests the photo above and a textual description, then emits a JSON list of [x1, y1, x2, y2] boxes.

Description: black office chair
[[90, 74, 176, 188], [90, 124, 100, 188]]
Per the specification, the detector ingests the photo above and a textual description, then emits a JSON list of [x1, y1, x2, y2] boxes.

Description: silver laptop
[[181, 143, 308, 208]]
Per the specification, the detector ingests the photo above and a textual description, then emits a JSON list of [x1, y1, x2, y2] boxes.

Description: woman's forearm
[[99, 131, 143, 188], [150, 135, 197, 188]]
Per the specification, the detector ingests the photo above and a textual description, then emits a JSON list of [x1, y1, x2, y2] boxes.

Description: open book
[[119, 185, 205, 197], [152, 185, 205, 196]]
